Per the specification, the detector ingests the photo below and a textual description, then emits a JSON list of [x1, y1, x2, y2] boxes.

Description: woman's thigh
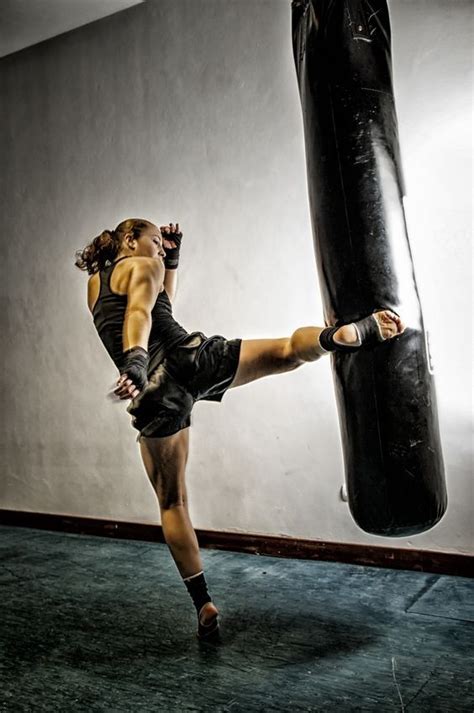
[[228, 337, 300, 390], [139, 427, 190, 509]]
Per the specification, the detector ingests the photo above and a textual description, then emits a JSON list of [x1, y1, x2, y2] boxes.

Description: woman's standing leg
[[138, 428, 218, 634], [139, 428, 200, 577]]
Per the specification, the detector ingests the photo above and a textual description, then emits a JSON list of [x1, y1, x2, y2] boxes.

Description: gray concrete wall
[[0, 0, 144, 58], [1, 0, 472, 553]]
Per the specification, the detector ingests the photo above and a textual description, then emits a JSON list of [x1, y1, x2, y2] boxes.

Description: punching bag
[[291, 0, 447, 536]]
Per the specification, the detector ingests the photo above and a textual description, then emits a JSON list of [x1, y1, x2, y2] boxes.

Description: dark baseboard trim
[[0, 509, 472, 578]]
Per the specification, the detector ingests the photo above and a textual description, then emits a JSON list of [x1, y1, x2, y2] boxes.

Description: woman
[[75, 217, 405, 640]]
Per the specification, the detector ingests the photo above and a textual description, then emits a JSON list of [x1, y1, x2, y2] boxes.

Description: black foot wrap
[[183, 571, 212, 614], [319, 310, 398, 353], [183, 572, 220, 640]]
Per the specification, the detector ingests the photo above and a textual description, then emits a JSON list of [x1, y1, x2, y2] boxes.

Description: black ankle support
[[183, 571, 212, 614], [319, 326, 345, 352], [319, 325, 362, 353]]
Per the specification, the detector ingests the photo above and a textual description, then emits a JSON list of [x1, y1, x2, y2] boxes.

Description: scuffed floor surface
[[0, 525, 472, 712]]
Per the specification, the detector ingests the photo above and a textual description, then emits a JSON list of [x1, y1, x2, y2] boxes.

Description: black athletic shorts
[[126, 331, 242, 439]]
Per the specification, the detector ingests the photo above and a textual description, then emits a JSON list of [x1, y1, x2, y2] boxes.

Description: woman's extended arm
[[123, 258, 165, 351]]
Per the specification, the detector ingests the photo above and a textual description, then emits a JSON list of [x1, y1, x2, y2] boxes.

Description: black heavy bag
[[291, 0, 447, 536]]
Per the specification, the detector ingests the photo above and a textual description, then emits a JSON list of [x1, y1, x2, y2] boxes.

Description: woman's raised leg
[[229, 311, 403, 390], [228, 326, 331, 390]]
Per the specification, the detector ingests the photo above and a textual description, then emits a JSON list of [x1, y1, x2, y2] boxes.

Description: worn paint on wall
[[0, 0, 472, 553]]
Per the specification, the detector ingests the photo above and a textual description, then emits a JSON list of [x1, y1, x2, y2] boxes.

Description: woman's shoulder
[[111, 256, 165, 296], [124, 257, 165, 284], [116, 255, 162, 274]]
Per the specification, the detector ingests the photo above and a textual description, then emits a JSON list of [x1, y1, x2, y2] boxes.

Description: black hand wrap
[[120, 347, 149, 391], [163, 231, 183, 270]]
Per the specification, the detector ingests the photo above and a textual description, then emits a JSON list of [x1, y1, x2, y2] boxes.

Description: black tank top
[[92, 256, 190, 373]]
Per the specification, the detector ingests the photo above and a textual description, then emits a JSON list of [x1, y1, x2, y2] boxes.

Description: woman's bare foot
[[198, 601, 219, 639], [333, 310, 406, 346], [199, 601, 219, 625]]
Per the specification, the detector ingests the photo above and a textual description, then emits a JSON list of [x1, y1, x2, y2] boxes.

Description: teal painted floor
[[0, 525, 472, 712]]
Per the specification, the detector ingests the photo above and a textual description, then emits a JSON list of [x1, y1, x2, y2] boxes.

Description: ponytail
[[75, 219, 151, 274], [74, 229, 121, 275]]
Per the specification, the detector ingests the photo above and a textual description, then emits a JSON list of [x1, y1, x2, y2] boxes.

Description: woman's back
[[89, 256, 189, 373]]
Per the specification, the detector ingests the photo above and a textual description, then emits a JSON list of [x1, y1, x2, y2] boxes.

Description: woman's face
[[131, 223, 166, 262]]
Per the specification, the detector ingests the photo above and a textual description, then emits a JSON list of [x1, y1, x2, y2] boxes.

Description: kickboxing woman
[[75, 218, 405, 639]]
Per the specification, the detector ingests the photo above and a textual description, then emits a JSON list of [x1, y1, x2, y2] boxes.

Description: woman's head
[[75, 218, 165, 274]]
